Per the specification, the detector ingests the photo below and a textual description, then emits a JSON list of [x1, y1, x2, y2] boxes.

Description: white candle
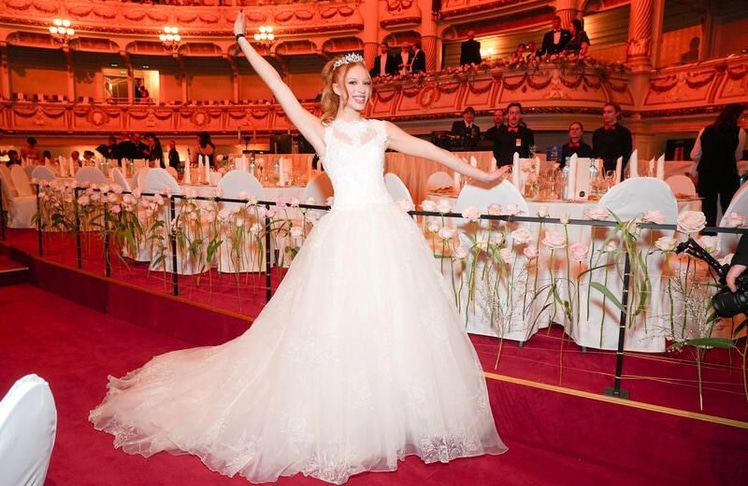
[[512, 152, 520, 188], [184, 157, 191, 184], [656, 154, 665, 180], [204, 155, 210, 184], [567, 154, 577, 200]]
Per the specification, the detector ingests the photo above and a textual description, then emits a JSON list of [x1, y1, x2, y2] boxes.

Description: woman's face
[[336, 64, 371, 113]]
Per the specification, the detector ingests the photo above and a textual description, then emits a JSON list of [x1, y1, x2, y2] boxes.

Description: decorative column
[[362, 0, 380, 70], [419, 0, 440, 72], [555, 0, 585, 29], [0, 44, 10, 101], [63, 47, 75, 102]]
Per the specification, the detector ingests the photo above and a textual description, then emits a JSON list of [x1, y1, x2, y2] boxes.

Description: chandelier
[[159, 26, 182, 52], [253, 26, 275, 48], [49, 19, 75, 46]]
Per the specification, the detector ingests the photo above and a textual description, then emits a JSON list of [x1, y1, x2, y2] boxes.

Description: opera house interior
[[1, 1, 748, 485]]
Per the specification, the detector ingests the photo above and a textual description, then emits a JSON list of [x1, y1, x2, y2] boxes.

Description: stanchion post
[[75, 187, 82, 269], [604, 251, 631, 399], [170, 195, 179, 296], [103, 202, 111, 278], [264, 203, 272, 302], [36, 185, 43, 256], [0, 182, 5, 241]]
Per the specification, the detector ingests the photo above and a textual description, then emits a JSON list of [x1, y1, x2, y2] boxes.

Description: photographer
[[726, 235, 748, 292]]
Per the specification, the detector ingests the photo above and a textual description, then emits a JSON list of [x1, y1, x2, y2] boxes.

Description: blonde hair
[[319, 54, 370, 125]]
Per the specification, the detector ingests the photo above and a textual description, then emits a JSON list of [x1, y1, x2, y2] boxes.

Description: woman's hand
[[482, 165, 511, 184], [234, 11, 246, 38]]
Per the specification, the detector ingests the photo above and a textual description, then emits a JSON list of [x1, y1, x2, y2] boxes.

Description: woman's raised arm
[[233, 12, 325, 154]]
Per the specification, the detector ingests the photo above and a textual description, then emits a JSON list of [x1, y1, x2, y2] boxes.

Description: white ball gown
[[90, 118, 506, 484]]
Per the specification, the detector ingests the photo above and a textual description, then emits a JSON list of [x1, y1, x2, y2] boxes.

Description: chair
[[573, 178, 678, 352], [302, 171, 334, 205], [0, 374, 57, 486], [451, 180, 537, 342], [111, 168, 131, 192], [665, 174, 696, 196], [384, 172, 412, 204], [216, 171, 267, 273], [134, 168, 151, 192], [166, 166, 179, 180], [23, 165, 35, 179], [31, 166, 56, 182], [717, 181, 748, 256], [74, 166, 108, 186], [425, 171, 455, 193], [1, 166, 37, 228]]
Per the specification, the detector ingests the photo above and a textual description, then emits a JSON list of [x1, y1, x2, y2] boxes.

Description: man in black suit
[[370, 42, 399, 78], [459, 30, 482, 66], [484, 109, 505, 145], [592, 103, 633, 172], [410, 42, 427, 74], [559, 121, 593, 167], [493, 102, 535, 167], [450, 106, 481, 150], [539, 16, 571, 56]]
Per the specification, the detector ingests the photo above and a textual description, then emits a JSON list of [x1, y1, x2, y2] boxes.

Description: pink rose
[[677, 211, 706, 234], [541, 230, 566, 249], [569, 243, 589, 261], [523, 246, 538, 259], [511, 227, 533, 244], [461, 206, 481, 222]]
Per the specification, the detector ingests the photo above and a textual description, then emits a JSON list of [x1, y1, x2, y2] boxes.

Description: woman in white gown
[[90, 12, 509, 484]]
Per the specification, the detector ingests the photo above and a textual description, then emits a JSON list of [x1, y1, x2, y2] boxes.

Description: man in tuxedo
[[370, 42, 398, 78], [592, 103, 633, 172], [539, 16, 571, 56], [397, 44, 413, 75], [450, 107, 481, 150], [410, 42, 427, 74], [559, 121, 593, 167], [459, 30, 482, 66], [484, 109, 505, 145], [493, 102, 535, 167]]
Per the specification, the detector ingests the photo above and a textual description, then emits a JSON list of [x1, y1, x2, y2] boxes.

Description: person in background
[[96, 135, 119, 160], [539, 16, 571, 56], [42, 150, 52, 165], [450, 106, 481, 150], [117, 132, 147, 161], [143, 132, 165, 168], [70, 150, 83, 167], [560, 121, 593, 167], [493, 102, 535, 167], [690, 103, 746, 231], [564, 19, 591, 56], [192, 131, 216, 168], [592, 102, 632, 172], [484, 108, 505, 146], [680, 36, 700, 64], [397, 43, 412, 75], [526, 41, 538, 58], [459, 30, 482, 66], [511, 43, 527, 62], [410, 42, 426, 74], [21, 137, 41, 164], [82, 150, 96, 166], [5, 149, 20, 166], [369, 42, 398, 78], [167, 140, 181, 170]]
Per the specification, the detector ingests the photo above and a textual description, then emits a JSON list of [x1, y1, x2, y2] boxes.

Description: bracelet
[[235, 33, 245, 41]]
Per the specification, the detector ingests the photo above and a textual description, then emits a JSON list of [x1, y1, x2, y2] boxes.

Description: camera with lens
[[712, 269, 748, 318]]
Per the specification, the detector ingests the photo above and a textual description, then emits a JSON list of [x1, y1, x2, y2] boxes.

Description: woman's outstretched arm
[[233, 12, 325, 154], [384, 121, 510, 184]]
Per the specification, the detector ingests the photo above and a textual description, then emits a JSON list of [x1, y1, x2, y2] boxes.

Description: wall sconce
[[49, 19, 75, 46], [159, 26, 182, 52], [253, 26, 275, 48]]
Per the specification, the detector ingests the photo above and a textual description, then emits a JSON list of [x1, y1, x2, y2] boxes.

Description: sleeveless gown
[[90, 118, 506, 484]]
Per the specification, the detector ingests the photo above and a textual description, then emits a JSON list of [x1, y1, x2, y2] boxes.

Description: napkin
[[491, 156, 497, 172], [567, 154, 577, 200], [656, 154, 665, 180], [453, 171, 461, 190], [469, 156, 478, 168], [512, 152, 521, 188], [279, 157, 287, 186], [628, 149, 638, 177], [648, 157, 655, 177], [203, 156, 210, 184], [184, 155, 192, 184], [614, 157, 622, 184]]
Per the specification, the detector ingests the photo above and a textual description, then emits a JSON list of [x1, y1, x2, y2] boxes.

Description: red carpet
[[1, 228, 748, 485]]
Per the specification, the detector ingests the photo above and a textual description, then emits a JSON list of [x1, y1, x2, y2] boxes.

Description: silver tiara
[[333, 53, 364, 70]]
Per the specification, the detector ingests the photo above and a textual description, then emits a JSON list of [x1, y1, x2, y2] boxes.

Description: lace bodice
[[321, 119, 392, 209]]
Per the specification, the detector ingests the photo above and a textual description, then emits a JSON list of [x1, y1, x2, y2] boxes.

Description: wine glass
[[604, 170, 616, 190]]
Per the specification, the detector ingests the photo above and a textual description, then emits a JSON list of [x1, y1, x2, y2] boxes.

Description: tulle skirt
[[90, 202, 506, 484]]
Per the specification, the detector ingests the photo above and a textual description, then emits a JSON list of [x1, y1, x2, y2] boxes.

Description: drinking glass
[[604, 170, 616, 190]]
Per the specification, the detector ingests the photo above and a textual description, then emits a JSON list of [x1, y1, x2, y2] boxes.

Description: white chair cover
[[10, 165, 33, 197], [111, 168, 131, 192], [452, 180, 537, 342], [384, 172, 412, 204], [216, 171, 267, 273], [23, 165, 35, 180], [665, 174, 696, 196], [2, 166, 36, 228], [0, 374, 57, 486], [573, 177, 678, 352], [31, 166, 56, 182], [134, 168, 151, 192], [166, 166, 179, 180], [302, 171, 334, 205], [717, 181, 748, 256], [143, 168, 181, 196], [425, 171, 454, 192], [74, 166, 108, 186]]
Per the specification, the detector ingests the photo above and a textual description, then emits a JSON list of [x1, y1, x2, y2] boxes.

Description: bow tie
[[604, 125, 616, 131], [569, 142, 580, 148], [507, 127, 519, 133]]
